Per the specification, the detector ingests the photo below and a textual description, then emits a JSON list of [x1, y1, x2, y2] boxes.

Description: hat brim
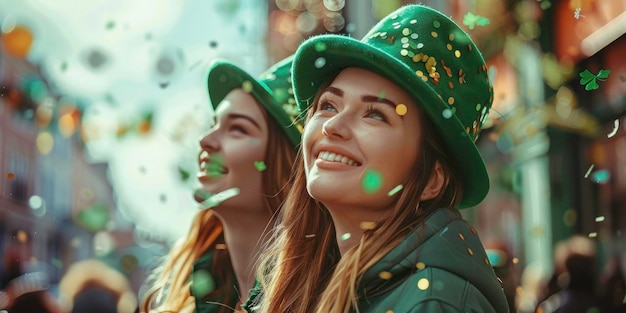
[[207, 61, 301, 147], [292, 35, 489, 208]]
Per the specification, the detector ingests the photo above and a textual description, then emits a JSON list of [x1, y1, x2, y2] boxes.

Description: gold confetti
[[215, 244, 226, 250], [359, 221, 377, 230], [6, 172, 15, 180], [417, 278, 430, 290], [379, 271, 392, 280], [242, 80, 253, 93], [416, 262, 426, 270], [395, 104, 407, 116]]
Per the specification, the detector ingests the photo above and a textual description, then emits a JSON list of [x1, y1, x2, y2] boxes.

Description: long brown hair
[[257, 77, 463, 313], [140, 104, 297, 313]]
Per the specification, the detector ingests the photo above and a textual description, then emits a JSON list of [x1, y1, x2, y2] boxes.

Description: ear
[[419, 161, 446, 201]]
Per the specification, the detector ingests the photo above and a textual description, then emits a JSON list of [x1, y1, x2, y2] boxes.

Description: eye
[[365, 105, 388, 122], [229, 124, 248, 134], [317, 100, 338, 113]]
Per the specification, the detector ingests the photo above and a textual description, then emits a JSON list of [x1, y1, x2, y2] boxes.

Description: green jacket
[[243, 208, 509, 313], [356, 207, 509, 312], [192, 250, 239, 313]]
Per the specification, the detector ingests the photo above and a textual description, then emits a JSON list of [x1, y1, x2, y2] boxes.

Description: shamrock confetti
[[362, 169, 383, 194], [579, 69, 611, 91], [607, 119, 619, 138], [462, 12, 490, 30], [254, 161, 267, 172]]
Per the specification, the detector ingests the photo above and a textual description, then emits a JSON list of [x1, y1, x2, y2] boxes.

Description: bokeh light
[[36, 131, 55, 155], [362, 169, 383, 194]]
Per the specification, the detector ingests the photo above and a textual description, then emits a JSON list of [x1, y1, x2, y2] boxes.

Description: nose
[[321, 113, 352, 140], [199, 129, 220, 152]]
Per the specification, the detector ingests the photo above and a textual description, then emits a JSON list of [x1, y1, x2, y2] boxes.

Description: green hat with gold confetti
[[207, 55, 302, 147], [292, 5, 493, 208]]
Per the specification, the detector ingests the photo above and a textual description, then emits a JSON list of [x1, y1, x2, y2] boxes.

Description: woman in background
[[141, 56, 300, 313]]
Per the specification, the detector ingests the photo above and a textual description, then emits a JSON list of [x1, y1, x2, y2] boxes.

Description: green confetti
[[178, 166, 190, 181], [362, 169, 383, 194], [76, 203, 110, 232], [378, 90, 386, 102], [579, 69, 611, 91], [314, 42, 327, 52], [387, 184, 404, 196], [590, 170, 610, 184], [539, 1, 552, 10], [340, 233, 351, 241], [254, 161, 266, 172], [462, 12, 490, 30], [51, 258, 63, 269], [204, 155, 225, 177], [191, 270, 215, 298], [105, 21, 115, 30]]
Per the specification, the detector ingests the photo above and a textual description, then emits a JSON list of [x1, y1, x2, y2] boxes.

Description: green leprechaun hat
[[207, 55, 302, 147], [292, 5, 493, 208]]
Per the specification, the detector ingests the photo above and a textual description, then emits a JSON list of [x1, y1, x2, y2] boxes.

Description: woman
[[255, 5, 509, 313], [141, 56, 301, 313]]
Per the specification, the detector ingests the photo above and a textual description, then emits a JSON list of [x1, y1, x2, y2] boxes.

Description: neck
[[216, 208, 274, 303], [325, 204, 386, 256]]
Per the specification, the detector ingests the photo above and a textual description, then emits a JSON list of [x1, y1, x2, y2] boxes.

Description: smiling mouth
[[199, 161, 228, 176], [317, 150, 360, 166]]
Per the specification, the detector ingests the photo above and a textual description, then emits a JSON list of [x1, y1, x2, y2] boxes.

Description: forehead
[[215, 89, 267, 122]]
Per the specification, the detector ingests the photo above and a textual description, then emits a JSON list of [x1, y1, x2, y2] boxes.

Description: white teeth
[[317, 150, 358, 166]]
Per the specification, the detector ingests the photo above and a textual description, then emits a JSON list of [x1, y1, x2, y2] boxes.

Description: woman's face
[[197, 89, 269, 211], [302, 67, 423, 213]]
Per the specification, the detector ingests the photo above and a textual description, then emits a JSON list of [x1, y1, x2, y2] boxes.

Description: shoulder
[[363, 268, 501, 313]]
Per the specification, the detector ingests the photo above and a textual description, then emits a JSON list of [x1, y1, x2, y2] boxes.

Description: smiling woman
[[254, 5, 509, 313], [140, 56, 301, 313]]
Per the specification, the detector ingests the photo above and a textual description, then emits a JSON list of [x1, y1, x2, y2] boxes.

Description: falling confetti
[[538, 0, 552, 10], [417, 278, 430, 290], [362, 169, 383, 194], [584, 164, 594, 178], [204, 155, 225, 178], [340, 233, 351, 241], [574, 8, 584, 19], [378, 271, 392, 280], [359, 221, 377, 230], [305, 234, 316, 238], [5, 172, 15, 180], [314, 42, 327, 52], [607, 119, 619, 138], [462, 12, 490, 30], [442, 109, 453, 119], [378, 90, 386, 102], [254, 161, 267, 172], [387, 184, 403, 196], [76, 204, 110, 232], [242, 80, 253, 93], [191, 270, 216, 298], [588, 232, 597, 238], [579, 69, 611, 91], [595, 216, 605, 222], [215, 244, 226, 249], [591, 170, 610, 184], [314, 57, 326, 68], [199, 187, 240, 209], [416, 262, 426, 270], [395, 104, 407, 116]]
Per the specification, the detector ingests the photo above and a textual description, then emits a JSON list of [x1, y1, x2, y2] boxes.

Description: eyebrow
[[224, 113, 262, 131], [325, 86, 398, 110]]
